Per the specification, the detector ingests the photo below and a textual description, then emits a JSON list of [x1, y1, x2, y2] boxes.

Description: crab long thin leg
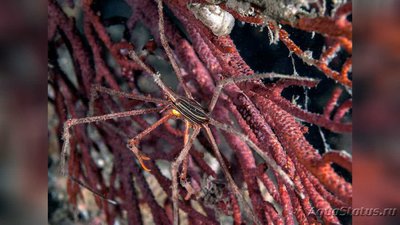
[[127, 49, 178, 102], [88, 84, 168, 116], [208, 73, 318, 113], [130, 113, 174, 145], [90, 85, 169, 104], [209, 118, 304, 199], [180, 120, 191, 181], [203, 125, 261, 225], [128, 112, 174, 171], [171, 125, 201, 225], [155, 0, 193, 99], [126, 0, 194, 101], [61, 107, 162, 175]]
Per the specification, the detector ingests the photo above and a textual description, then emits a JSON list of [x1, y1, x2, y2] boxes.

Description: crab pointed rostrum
[[49, 0, 352, 224]]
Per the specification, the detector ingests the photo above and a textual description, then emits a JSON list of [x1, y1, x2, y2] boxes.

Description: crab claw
[[139, 154, 151, 161], [128, 143, 152, 172], [137, 153, 151, 172]]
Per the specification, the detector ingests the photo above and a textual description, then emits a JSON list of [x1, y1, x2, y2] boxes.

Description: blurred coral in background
[[0, 0, 47, 225], [354, 0, 400, 224]]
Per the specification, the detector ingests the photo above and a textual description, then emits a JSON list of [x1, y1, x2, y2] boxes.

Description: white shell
[[189, 3, 235, 36]]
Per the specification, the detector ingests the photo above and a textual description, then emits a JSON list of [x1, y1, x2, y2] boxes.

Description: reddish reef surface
[[48, 0, 352, 224]]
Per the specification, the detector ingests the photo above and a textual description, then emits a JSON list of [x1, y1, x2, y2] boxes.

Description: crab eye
[[188, 3, 235, 36]]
